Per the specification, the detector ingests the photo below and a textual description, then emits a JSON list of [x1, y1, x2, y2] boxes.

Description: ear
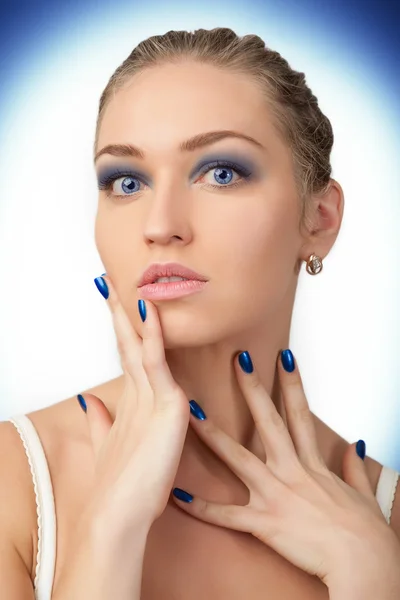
[[300, 178, 345, 262]]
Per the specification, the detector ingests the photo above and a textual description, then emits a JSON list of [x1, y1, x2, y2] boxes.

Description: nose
[[142, 180, 193, 247]]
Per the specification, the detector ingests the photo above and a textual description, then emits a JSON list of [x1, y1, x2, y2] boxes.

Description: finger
[[233, 351, 302, 477], [171, 487, 258, 534], [188, 400, 282, 494], [95, 274, 151, 415], [342, 440, 377, 502], [78, 393, 113, 459], [139, 298, 188, 410], [277, 349, 326, 473], [98, 274, 147, 382]]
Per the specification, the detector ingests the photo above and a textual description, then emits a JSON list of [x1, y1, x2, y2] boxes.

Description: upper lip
[[138, 262, 208, 287]]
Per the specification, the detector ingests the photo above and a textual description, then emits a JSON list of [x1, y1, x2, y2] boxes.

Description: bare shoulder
[[0, 420, 38, 582], [0, 375, 121, 584], [25, 374, 124, 454], [0, 399, 79, 583]]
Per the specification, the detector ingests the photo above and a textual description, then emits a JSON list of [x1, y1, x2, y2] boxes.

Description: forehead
[[97, 61, 283, 156]]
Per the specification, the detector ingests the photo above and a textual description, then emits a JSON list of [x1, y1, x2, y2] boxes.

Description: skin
[[2, 58, 399, 599], [94, 59, 344, 479]]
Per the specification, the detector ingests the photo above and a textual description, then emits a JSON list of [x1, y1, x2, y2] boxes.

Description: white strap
[[375, 465, 399, 524], [9, 415, 57, 600]]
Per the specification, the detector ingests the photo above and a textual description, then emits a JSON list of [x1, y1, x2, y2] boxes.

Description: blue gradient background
[[0, 0, 399, 469]]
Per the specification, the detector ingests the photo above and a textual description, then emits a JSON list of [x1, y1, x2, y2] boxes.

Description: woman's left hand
[[171, 349, 400, 591]]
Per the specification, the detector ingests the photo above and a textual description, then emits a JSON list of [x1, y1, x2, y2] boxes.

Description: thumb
[[342, 439, 375, 500], [77, 393, 113, 459]]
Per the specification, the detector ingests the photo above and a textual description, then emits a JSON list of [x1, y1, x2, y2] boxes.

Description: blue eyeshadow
[[96, 164, 151, 188], [189, 152, 258, 178], [96, 152, 261, 188]]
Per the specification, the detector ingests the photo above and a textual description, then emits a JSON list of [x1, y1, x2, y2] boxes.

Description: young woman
[[1, 27, 399, 600]]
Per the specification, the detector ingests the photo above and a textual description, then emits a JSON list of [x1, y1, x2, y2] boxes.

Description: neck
[[101, 313, 349, 498], [163, 307, 292, 493], [167, 324, 288, 449]]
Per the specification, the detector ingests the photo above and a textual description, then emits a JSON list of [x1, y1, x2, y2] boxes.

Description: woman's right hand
[[80, 274, 191, 537]]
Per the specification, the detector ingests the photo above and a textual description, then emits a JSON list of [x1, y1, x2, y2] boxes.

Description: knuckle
[[246, 373, 262, 389], [118, 344, 135, 370], [285, 457, 307, 483], [116, 338, 125, 361], [233, 443, 254, 467], [141, 350, 161, 372], [218, 504, 235, 523], [118, 349, 131, 375], [197, 499, 210, 518], [156, 384, 189, 410], [118, 343, 137, 374], [114, 327, 133, 357], [268, 407, 287, 431], [284, 374, 302, 388], [293, 405, 313, 424], [168, 386, 189, 408]]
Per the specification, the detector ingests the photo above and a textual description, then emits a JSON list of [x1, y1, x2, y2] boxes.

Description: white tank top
[[9, 413, 400, 600]]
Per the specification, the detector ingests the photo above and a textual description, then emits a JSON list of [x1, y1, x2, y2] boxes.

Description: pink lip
[[138, 279, 207, 300], [138, 262, 208, 287], [137, 262, 208, 301]]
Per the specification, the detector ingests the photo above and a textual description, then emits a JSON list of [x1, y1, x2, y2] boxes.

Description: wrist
[[329, 580, 400, 600], [328, 528, 400, 600], [328, 558, 400, 600], [84, 490, 153, 543], [89, 502, 151, 553]]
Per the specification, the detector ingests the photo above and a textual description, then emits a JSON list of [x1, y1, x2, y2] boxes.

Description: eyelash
[[98, 160, 252, 200]]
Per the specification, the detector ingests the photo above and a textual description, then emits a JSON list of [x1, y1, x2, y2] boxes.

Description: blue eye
[[97, 168, 145, 197], [97, 160, 253, 200], [195, 160, 252, 190]]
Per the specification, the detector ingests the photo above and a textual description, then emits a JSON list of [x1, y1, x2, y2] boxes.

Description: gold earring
[[306, 254, 323, 275]]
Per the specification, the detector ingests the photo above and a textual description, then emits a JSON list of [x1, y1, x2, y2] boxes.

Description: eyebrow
[[94, 130, 265, 164]]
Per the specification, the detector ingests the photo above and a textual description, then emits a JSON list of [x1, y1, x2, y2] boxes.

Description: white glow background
[[0, 3, 399, 469]]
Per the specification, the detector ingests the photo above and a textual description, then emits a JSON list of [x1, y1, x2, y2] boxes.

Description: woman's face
[[94, 61, 307, 348]]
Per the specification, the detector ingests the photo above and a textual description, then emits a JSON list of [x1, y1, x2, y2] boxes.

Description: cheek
[[213, 199, 298, 284], [95, 206, 141, 269], [202, 198, 300, 323]]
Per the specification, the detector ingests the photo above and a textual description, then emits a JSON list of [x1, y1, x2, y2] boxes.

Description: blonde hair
[[94, 27, 334, 231]]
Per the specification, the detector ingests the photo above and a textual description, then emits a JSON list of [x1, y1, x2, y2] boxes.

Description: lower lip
[[138, 279, 207, 300]]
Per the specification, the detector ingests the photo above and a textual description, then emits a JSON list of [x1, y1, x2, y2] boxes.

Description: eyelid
[[97, 167, 151, 189], [189, 154, 255, 179], [96, 154, 257, 191]]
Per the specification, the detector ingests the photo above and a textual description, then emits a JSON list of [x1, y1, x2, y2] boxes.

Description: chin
[[161, 322, 221, 349], [155, 305, 225, 349]]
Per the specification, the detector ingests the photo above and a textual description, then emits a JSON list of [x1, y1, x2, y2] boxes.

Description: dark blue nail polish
[[77, 394, 87, 413], [189, 399, 207, 420], [238, 351, 253, 374], [173, 488, 194, 503], [356, 439, 366, 460], [101, 272, 107, 276], [138, 299, 146, 322], [281, 349, 295, 372], [94, 276, 109, 300]]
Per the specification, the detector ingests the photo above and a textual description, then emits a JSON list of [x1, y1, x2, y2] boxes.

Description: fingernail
[[356, 439, 366, 460], [189, 399, 207, 420], [238, 351, 253, 373], [94, 276, 109, 299], [138, 299, 147, 322], [173, 488, 194, 503], [281, 349, 295, 372], [77, 394, 87, 413]]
